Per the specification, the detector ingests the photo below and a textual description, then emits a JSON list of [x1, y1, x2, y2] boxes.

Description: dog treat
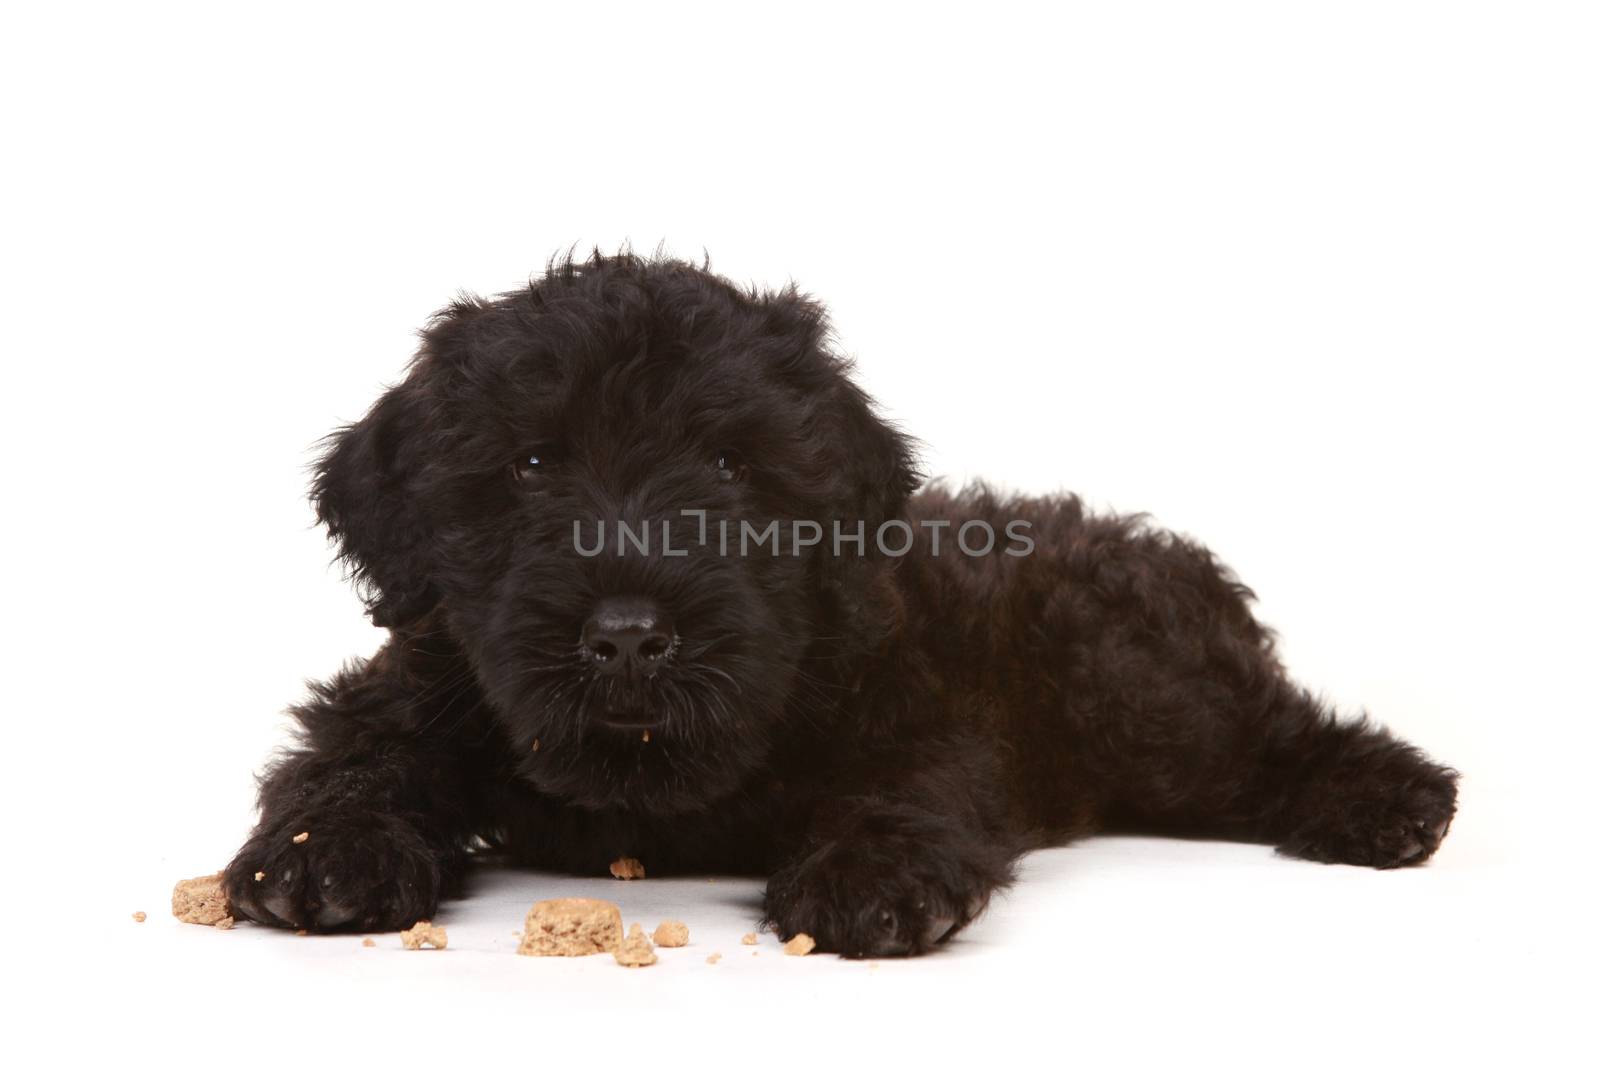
[[518, 898, 623, 957], [292, 831, 309, 844], [706, 952, 722, 965], [609, 856, 646, 880], [362, 937, 376, 947], [171, 872, 233, 927], [400, 920, 448, 950], [740, 932, 758, 945], [651, 920, 689, 947], [132, 911, 146, 923], [784, 933, 816, 956], [614, 923, 657, 967]]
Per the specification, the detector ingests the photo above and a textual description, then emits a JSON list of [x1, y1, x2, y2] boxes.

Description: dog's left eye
[[713, 449, 747, 483]]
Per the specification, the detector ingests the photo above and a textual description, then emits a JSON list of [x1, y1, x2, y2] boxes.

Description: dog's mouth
[[594, 713, 663, 731], [484, 624, 802, 813], [582, 677, 675, 733]]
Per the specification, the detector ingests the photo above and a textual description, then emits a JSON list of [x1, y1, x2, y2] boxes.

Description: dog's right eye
[[511, 449, 558, 484]]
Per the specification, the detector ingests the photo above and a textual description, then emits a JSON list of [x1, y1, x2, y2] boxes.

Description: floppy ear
[[311, 383, 439, 628], [828, 374, 921, 534], [760, 287, 921, 531], [808, 372, 920, 646]]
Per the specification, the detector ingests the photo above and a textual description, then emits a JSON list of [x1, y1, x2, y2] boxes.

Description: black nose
[[582, 596, 675, 675]]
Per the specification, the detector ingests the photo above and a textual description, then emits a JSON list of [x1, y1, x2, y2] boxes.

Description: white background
[[4, 2, 1595, 1062]]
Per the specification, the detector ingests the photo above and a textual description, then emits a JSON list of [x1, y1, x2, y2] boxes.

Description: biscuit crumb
[[518, 898, 623, 956], [254, 871, 265, 882], [296, 929, 308, 936], [740, 932, 758, 945], [132, 911, 146, 923], [215, 916, 235, 930], [531, 738, 540, 752], [609, 856, 646, 880], [292, 831, 309, 844], [641, 729, 650, 743], [706, 952, 722, 965], [171, 872, 233, 927], [362, 937, 376, 947], [614, 923, 657, 967], [400, 920, 448, 950], [651, 920, 689, 947], [784, 932, 816, 956]]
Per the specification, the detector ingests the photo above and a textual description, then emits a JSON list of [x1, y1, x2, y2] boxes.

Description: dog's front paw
[[223, 812, 450, 932], [1278, 753, 1459, 869], [764, 806, 1014, 957]]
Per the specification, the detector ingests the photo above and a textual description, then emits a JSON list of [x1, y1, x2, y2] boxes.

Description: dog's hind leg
[[1229, 682, 1459, 867], [1058, 531, 1460, 868], [1107, 671, 1460, 869]]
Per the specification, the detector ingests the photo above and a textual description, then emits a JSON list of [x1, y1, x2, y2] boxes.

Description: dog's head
[[313, 253, 918, 812]]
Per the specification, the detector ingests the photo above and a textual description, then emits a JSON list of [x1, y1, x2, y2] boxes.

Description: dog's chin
[[496, 669, 786, 815], [518, 728, 767, 815]]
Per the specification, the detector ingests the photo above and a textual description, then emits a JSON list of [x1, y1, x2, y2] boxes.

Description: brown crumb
[[784, 933, 816, 956], [215, 916, 235, 930], [400, 920, 448, 950], [292, 831, 309, 844], [706, 952, 722, 965], [608, 856, 646, 880], [641, 729, 651, 743], [613, 923, 657, 967], [296, 929, 308, 936], [171, 872, 233, 927], [254, 871, 265, 882], [132, 911, 146, 923], [531, 738, 540, 752], [518, 898, 623, 957], [651, 920, 689, 947], [740, 932, 758, 945], [362, 937, 376, 947]]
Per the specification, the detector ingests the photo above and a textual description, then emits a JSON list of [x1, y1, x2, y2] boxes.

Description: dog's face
[[313, 256, 916, 813]]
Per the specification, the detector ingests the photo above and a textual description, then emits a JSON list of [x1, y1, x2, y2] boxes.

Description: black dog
[[224, 252, 1458, 956]]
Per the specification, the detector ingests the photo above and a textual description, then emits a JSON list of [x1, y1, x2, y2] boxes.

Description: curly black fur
[[224, 252, 1458, 956]]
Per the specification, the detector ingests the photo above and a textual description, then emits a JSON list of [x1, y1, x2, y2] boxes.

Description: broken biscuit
[[171, 872, 233, 927], [608, 856, 646, 880], [518, 898, 623, 957], [400, 920, 448, 950], [651, 920, 689, 947], [784, 933, 816, 956], [614, 923, 657, 967]]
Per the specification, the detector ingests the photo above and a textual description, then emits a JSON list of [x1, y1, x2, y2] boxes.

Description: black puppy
[[224, 252, 1458, 956]]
